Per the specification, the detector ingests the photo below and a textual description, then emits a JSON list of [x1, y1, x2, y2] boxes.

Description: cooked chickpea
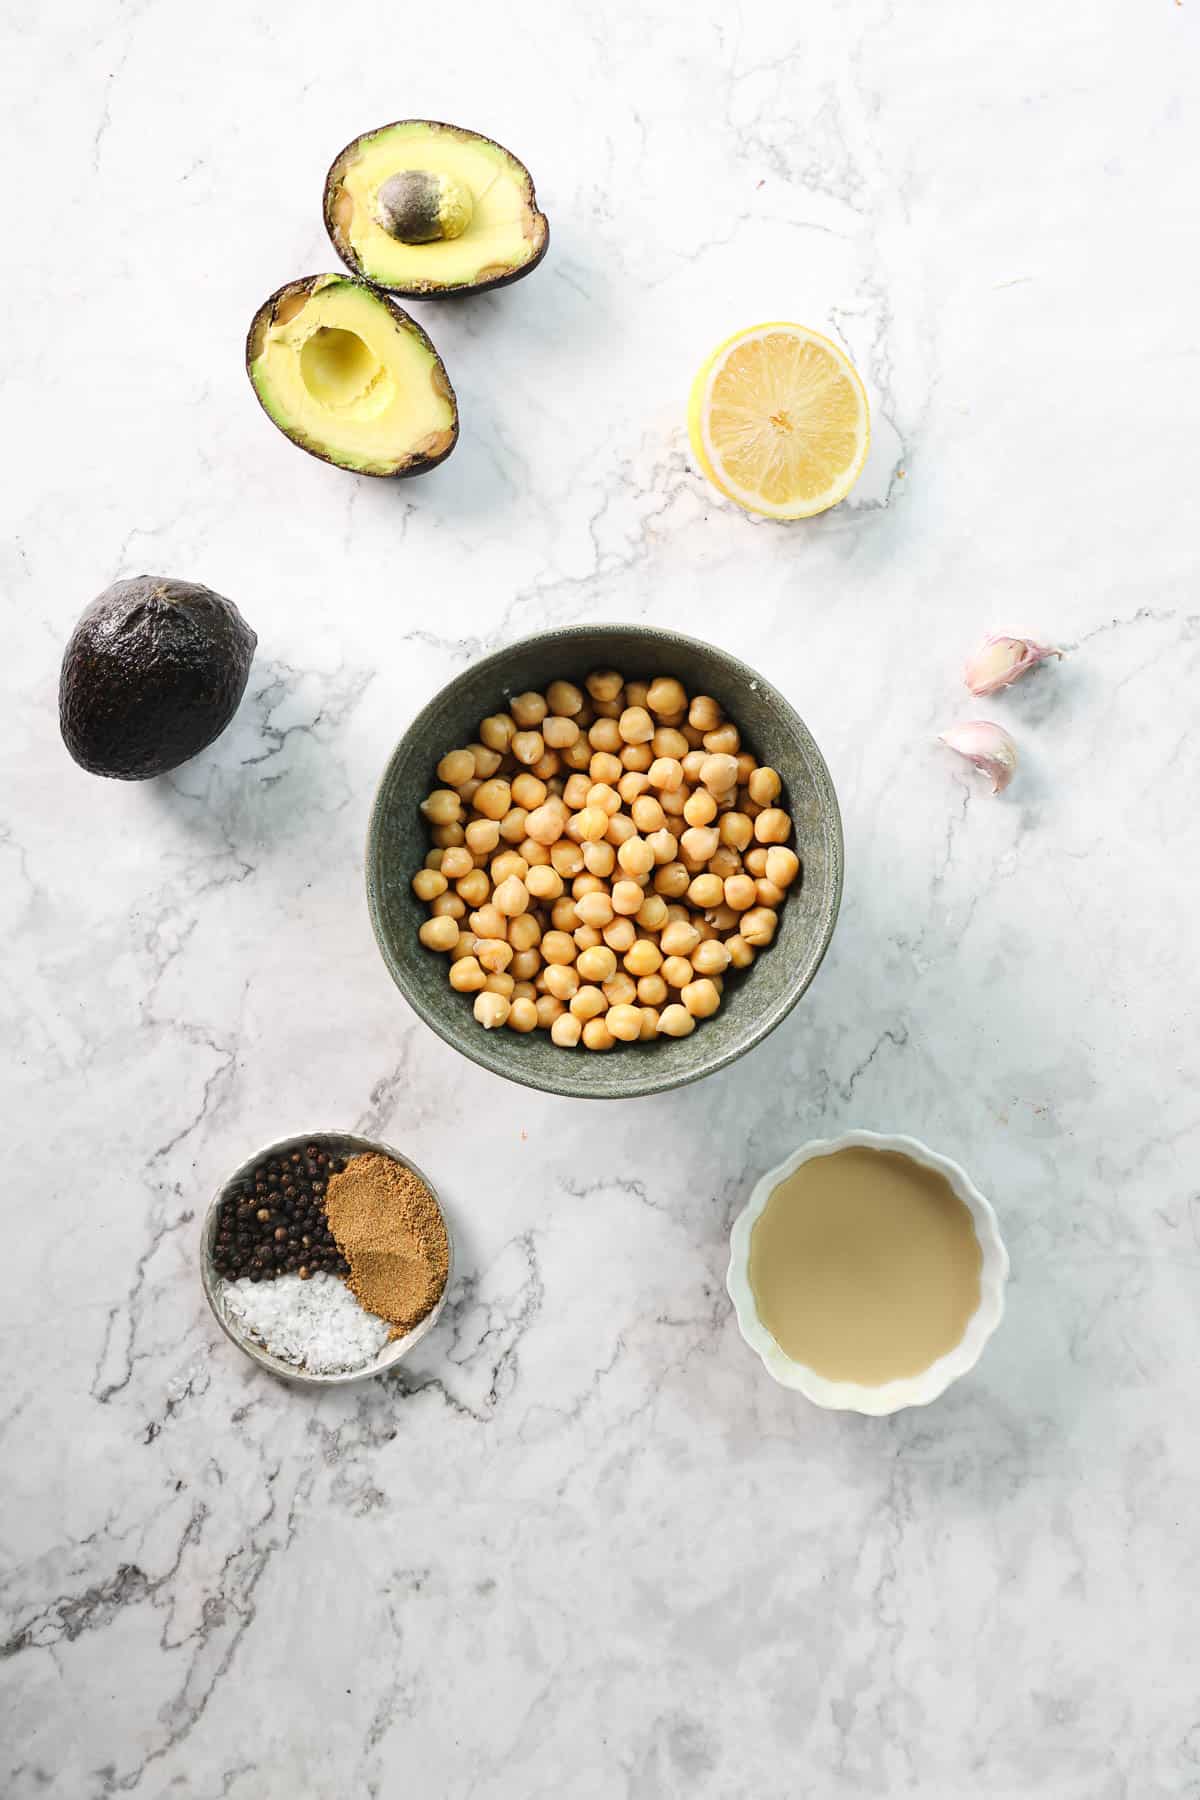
[[680, 825, 720, 865], [421, 788, 463, 826], [603, 973, 638, 1010], [437, 748, 476, 787], [661, 955, 694, 989], [510, 730, 543, 767], [543, 715, 580, 749], [479, 714, 516, 753], [525, 803, 566, 848], [546, 679, 584, 717], [577, 945, 618, 983], [574, 927, 603, 956], [474, 778, 512, 821], [511, 773, 547, 810], [719, 811, 753, 851], [431, 822, 465, 849], [726, 935, 755, 969], [550, 897, 580, 932], [617, 835, 655, 879], [660, 919, 701, 957], [508, 914, 542, 954], [647, 756, 684, 792], [586, 669, 624, 704], [456, 869, 491, 907], [470, 743, 503, 778], [637, 974, 668, 1007], [562, 737, 592, 770], [575, 890, 615, 930], [499, 808, 528, 846], [618, 706, 653, 745], [611, 879, 645, 916], [574, 806, 608, 843], [646, 829, 679, 866], [427, 895, 463, 921], [658, 1003, 696, 1038], [532, 751, 561, 781], [510, 690, 548, 728], [485, 972, 515, 998], [754, 808, 791, 845], [587, 782, 621, 817], [542, 930, 578, 967], [705, 902, 739, 932], [424, 849, 446, 871], [652, 727, 690, 760], [636, 893, 669, 933], [724, 873, 758, 912], [687, 872, 724, 908], [475, 938, 514, 974], [510, 948, 541, 981], [491, 850, 529, 885], [563, 773, 592, 811], [602, 916, 637, 953], [526, 864, 564, 901], [691, 939, 731, 977], [659, 785, 687, 818], [450, 930, 477, 963], [744, 847, 769, 877], [536, 995, 566, 1029], [765, 846, 800, 888], [624, 938, 663, 978], [745, 765, 780, 806], [699, 753, 739, 795], [740, 906, 778, 947], [470, 902, 506, 940], [654, 861, 691, 898], [544, 963, 580, 1001], [646, 676, 687, 717], [550, 839, 585, 877], [438, 846, 472, 882], [619, 771, 651, 805], [465, 818, 501, 856], [604, 1002, 641, 1042], [688, 694, 722, 730], [683, 788, 718, 827], [606, 812, 636, 848], [551, 1011, 582, 1047], [570, 985, 608, 1022], [449, 955, 487, 992], [588, 716, 622, 753], [412, 868, 447, 902], [588, 751, 623, 787], [703, 723, 740, 756], [622, 744, 654, 775], [474, 991, 511, 1030], [582, 1018, 615, 1052], [418, 915, 459, 954], [582, 840, 617, 878], [756, 878, 787, 908], [682, 977, 721, 1019], [630, 795, 666, 836], [708, 845, 741, 882], [493, 876, 530, 918], [504, 996, 537, 1033]]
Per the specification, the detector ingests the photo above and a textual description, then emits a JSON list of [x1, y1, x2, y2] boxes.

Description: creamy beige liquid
[[748, 1148, 982, 1385]]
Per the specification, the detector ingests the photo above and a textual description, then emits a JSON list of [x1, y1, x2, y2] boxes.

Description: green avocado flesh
[[59, 576, 257, 780], [246, 274, 458, 477], [324, 120, 549, 297]]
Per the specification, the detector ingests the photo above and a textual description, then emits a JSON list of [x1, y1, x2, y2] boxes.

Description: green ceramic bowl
[[366, 625, 843, 1099]]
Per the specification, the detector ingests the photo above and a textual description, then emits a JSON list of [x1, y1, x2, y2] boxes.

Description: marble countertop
[[4, 1, 1198, 1794]]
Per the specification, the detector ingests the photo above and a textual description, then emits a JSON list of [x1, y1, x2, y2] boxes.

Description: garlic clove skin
[[938, 721, 1018, 795], [965, 634, 1061, 698]]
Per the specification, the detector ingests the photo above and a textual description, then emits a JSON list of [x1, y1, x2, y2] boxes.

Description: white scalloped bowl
[[726, 1130, 1008, 1414]]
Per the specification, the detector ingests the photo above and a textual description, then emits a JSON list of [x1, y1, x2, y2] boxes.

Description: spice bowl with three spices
[[201, 1130, 454, 1386]]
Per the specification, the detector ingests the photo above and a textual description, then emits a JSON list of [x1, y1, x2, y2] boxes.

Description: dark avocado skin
[[59, 577, 257, 780], [323, 120, 550, 300]]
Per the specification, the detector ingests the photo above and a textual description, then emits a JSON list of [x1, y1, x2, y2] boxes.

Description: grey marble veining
[[3, 0, 1199, 1794]]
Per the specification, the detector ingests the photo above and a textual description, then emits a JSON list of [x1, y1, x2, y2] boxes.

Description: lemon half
[[688, 322, 870, 519]]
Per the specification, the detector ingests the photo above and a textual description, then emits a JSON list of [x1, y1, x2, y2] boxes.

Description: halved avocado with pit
[[324, 120, 549, 299], [245, 273, 458, 477]]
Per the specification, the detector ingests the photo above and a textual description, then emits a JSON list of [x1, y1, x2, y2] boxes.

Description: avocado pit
[[377, 169, 474, 244]]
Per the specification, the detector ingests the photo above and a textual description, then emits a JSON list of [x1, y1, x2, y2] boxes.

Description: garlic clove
[[939, 721, 1018, 794], [964, 634, 1061, 697]]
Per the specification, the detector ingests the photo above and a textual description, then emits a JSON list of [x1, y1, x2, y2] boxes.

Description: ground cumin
[[324, 1153, 448, 1337]]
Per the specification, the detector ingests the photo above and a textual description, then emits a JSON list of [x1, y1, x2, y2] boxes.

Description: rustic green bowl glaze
[[366, 625, 843, 1100]]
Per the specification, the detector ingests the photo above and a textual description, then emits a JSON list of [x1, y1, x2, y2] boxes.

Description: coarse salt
[[221, 1272, 390, 1374]]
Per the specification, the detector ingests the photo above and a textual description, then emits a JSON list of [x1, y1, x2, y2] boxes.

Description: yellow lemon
[[688, 322, 870, 519]]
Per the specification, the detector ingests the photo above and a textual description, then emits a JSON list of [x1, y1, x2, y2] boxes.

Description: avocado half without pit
[[324, 120, 549, 298], [245, 273, 459, 477]]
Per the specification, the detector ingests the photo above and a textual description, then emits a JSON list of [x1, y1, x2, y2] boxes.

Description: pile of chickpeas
[[413, 670, 799, 1052]]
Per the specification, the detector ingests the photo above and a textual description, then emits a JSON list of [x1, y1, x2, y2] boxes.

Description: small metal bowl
[[201, 1130, 453, 1387]]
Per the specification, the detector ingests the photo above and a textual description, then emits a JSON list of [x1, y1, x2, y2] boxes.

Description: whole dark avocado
[[59, 576, 257, 780]]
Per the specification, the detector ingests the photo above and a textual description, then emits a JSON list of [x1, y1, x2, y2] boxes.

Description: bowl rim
[[200, 1130, 454, 1387], [726, 1129, 1009, 1414], [365, 622, 844, 1099]]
